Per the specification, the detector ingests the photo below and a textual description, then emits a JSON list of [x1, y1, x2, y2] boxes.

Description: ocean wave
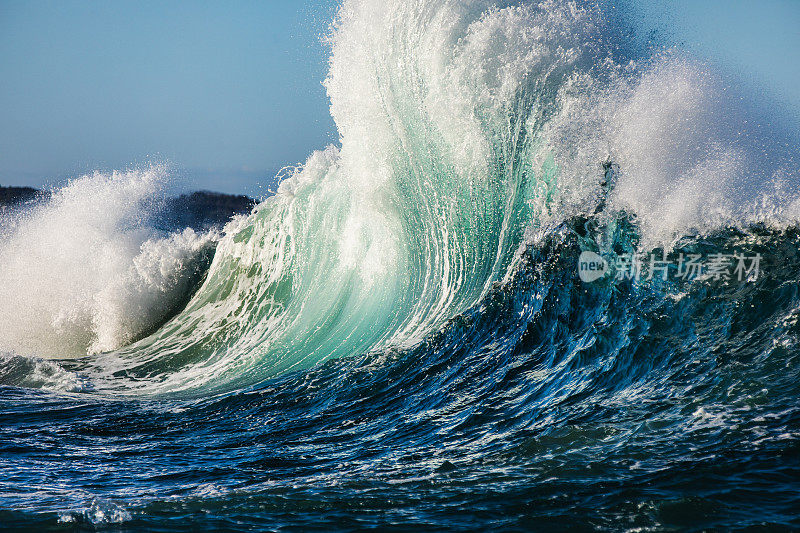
[[1, 0, 798, 396], [2, 1, 799, 529]]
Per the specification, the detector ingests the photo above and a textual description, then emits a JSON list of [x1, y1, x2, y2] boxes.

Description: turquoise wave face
[[80, 1, 595, 393]]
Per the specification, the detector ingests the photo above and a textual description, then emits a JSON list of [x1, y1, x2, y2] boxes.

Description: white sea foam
[[0, 351, 90, 392], [0, 166, 217, 358]]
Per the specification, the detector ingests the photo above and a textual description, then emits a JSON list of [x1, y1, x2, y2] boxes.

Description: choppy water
[[1, 0, 799, 530]]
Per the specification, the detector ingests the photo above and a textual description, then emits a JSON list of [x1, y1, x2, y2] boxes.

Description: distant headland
[[0, 185, 257, 230]]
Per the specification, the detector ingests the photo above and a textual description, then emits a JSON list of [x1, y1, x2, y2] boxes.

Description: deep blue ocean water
[[3, 224, 800, 530]]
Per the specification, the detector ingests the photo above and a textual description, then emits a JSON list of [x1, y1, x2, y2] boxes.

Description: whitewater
[[1, 0, 799, 530]]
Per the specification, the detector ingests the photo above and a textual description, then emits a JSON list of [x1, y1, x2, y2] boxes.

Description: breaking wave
[[1, 3, 799, 527]]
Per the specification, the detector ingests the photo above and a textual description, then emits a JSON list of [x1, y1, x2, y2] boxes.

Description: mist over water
[[1, 0, 799, 529]]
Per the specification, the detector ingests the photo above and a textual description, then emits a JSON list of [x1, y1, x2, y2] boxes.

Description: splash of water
[[0, 167, 217, 359]]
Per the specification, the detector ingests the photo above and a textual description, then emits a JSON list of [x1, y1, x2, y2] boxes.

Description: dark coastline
[[0, 186, 43, 207], [0, 185, 257, 230]]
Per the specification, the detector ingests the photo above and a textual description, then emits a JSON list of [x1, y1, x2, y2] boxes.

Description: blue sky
[[0, 0, 798, 196], [0, 0, 339, 195], [619, 0, 800, 124]]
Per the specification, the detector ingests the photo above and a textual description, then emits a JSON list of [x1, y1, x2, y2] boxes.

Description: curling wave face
[[2, 0, 798, 396], [72, 0, 609, 393]]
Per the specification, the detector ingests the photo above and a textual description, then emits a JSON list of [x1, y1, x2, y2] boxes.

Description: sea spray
[[0, 167, 218, 358]]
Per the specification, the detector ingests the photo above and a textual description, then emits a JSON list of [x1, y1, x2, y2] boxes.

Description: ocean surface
[[1, 0, 799, 530]]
